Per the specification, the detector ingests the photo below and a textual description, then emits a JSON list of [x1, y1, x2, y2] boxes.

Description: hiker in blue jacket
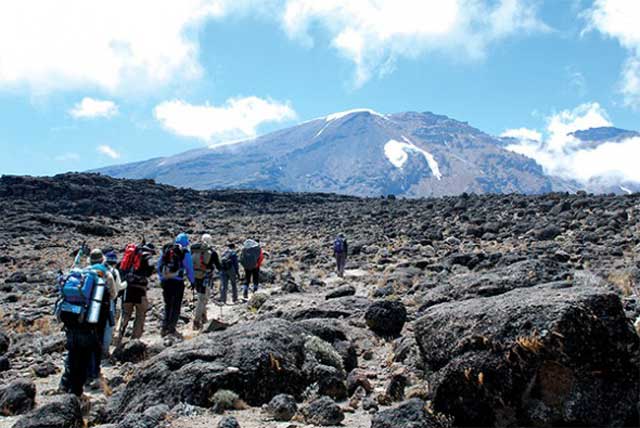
[[157, 233, 195, 339]]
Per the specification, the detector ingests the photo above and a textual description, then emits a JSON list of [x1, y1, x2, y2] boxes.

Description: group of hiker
[[54, 232, 349, 397]]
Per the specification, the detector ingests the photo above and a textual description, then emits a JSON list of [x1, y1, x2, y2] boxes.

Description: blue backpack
[[55, 267, 104, 325], [333, 238, 346, 254]]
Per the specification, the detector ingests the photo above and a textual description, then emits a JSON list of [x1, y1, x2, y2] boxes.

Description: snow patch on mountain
[[384, 137, 442, 180], [325, 108, 385, 122], [620, 185, 632, 195]]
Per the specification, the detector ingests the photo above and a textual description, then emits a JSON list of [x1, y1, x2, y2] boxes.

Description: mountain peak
[[570, 126, 640, 142]]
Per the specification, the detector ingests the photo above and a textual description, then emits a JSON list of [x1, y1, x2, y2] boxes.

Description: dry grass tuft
[[516, 333, 544, 354], [607, 270, 636, 297]]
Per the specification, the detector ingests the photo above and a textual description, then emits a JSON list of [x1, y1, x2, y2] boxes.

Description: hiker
[[158, 233, 195, 338], [101, 250, 121, 356], [191, 234, 221, 330], [219, 242, 240, 304], [333, 233, 348, 278], [240, 239, 264, 299], [114, 243, 155, 347], [57, 249, 116, 396]]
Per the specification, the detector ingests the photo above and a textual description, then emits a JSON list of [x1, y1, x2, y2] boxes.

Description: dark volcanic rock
[[365, 300, 407, 337], [116, 404, 169, 428], [112, 340, 148, 364], [217, 416, 240, 428], [0, 379, 36, 416], [325, 285, 356, 299], [371, 398, 446, 428], [12, 394, 82, 428], [415, 285, 639, 427], [111, 319, 324, 416], [300, 396, 344, 426], [267, 394, 298, 421], [0, 330, 9, 355]]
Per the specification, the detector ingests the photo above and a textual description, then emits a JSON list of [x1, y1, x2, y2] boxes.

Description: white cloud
[[584, 0, 640, 108], [154, 96, 296, 144], [282, 0, 550, 86], [97, 145, 121, 159], [504, 102, 640, 183], [500, 128, 542, 142], [0, 0, 243, 93], [54, 152, 80, 162], [69, 97, 118, 119], [0, 0, 550, 93]]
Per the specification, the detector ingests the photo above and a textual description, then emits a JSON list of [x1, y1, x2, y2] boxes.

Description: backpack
[[240, 240, 261, 270], [120, 243, 142, 273], [220, 250, 235, 272], [160, 243, 185, 275], [191, 243, 213, 280], [333, 237, 346, 254], [56, 267, 105, 326]]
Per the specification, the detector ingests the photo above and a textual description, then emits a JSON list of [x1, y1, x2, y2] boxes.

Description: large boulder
[[415, 285, 640, 427], [267, 394, 298, 421], [365, 300, 407, 337], [109, 319, 340, 417], [12, 394, 82, 428], [0, 379, 36, 416], [0, 330, 9, 355]]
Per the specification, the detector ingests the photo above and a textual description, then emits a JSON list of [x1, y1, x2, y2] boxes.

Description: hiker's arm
[[106, 272, 117, 301], [184, 252, 196, 284], [156, 257, 164, 281], [211, 251, 222, 272]]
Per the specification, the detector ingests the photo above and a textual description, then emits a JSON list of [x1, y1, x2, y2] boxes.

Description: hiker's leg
[[252, 268, 259, 292], [242, 271, 249, 299], [132, 297, 147, 339], [102, 300, 115, 355], [173, 282, 185, 331], [58, 351, 71, 393], [115, 302, 133, 347], [162, 282, 172, 334], [231, 275, 238, 302], [194, 291, 205, 327], [67, 331, 90, 396], [220, 274, 228, 303]]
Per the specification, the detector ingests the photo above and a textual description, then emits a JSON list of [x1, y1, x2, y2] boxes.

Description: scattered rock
[[5, 271, 27, 284], [112, 340, 147, 364], [301, 396, 344, 426], [0, 379, 36, 416], [325, 285, 356, 299], [12, 394, 81, 428], [31, 361, 58, 378], [365, 300, 407, 337], [371, 398, 447, 428], [0, 330, 10, 355], [267, 394, 297, 421], [217, 416, 240, 428]]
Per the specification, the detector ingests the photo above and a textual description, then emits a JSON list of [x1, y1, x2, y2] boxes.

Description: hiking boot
[[160, 329, 169, 338], [193, 320, 202, 330], [171, 331, 184, 340]]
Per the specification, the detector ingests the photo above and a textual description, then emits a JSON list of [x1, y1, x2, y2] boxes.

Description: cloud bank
[[584, 0, 640, 108], [504, 102, 640, 183], [0, 0, 550, 93], [154, 96, 297, 144]]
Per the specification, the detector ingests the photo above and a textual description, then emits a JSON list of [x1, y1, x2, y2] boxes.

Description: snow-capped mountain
[[97, 109, 554, 197]]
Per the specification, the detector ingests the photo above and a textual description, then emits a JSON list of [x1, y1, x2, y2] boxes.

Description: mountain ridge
[[95, 109, 636, 196]]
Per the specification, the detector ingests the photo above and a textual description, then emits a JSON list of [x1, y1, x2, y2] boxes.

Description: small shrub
[[211, 389, 246, 411], [304, 335, 344, 375]]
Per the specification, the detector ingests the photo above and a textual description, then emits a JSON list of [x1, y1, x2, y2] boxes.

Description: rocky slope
[[0, 173, 639, 428], [96, 110, 555, 197]]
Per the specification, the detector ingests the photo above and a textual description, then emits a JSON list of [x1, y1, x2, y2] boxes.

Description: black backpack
[[220, 250, 235, 272], [160, 243, 185, 274]]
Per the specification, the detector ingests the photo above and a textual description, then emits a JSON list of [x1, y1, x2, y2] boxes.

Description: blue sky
[[1, 0, 639, 177]]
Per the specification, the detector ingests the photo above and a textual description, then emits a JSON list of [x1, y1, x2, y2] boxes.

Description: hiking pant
[[220, 272, 238, 303], [162, 279, 185, 334], [116, 297, 148, 346], [194, 279, 210, 328], [243, 268, 259, 298], [336, 253, 347, 277], [62, 329, 100, 396], [102, 300, 116, 354]]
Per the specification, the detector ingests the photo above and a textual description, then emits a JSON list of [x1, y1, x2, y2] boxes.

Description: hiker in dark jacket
[[114, 244, 155, 347], [240, 239, 264, 299], [219, 242, 240, 304], [157, 233, 195, 338], [333, 233, 348, 278], [192, 234, 221, 330], [59, 249, 115, 396]]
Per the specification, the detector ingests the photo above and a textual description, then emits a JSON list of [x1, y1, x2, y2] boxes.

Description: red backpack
[[120, 244, 142, 273]]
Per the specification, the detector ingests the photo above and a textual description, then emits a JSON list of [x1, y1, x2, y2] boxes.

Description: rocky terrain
[[0, 173, 639, 428]]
